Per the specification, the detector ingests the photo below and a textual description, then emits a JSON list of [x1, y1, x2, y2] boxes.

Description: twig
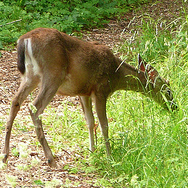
[[0, 19, 22, 27], [115, 59, 126, 72]]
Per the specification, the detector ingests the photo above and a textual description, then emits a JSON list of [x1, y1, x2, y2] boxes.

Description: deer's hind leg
[[29, 76, 63, 167], [2, 76, 39, 163]]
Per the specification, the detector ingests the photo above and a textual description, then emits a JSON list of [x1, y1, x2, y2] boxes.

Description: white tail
[[2, 28, 176, 167]]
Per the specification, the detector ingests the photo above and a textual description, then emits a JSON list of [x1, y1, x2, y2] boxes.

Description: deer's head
[[138, 55, 177, 111]]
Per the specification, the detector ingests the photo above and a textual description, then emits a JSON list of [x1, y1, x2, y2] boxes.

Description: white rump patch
[[24, 38, 41, 77]]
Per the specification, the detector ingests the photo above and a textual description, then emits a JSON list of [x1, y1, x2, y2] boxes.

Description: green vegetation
[[0, 0, 148, 48], [87, 6, 188, 187]]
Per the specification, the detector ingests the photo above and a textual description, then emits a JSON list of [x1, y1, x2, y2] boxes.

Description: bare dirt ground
[[0, 0, 186, 187]]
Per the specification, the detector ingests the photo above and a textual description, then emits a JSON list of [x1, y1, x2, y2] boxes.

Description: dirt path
[[0, 0, 186, 187]]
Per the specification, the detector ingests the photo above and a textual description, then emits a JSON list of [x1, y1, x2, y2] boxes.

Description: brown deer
[[2, 28, 176, 167]]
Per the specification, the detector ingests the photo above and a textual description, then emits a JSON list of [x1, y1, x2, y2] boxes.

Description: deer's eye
[[166, 88, 173, 99]]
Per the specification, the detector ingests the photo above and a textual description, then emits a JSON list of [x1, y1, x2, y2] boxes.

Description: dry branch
[[0, 19, 22, 27]]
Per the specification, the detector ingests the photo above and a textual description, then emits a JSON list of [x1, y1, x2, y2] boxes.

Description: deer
[[2, 28, 177, 167]]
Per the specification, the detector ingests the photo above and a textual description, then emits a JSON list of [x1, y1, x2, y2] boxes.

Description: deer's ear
[[138, 54, 159, 84], [138, 54, 147, 72], [146, 67, 159, 83], [138, 54, 142, 64], [144, 64, 159, 85]]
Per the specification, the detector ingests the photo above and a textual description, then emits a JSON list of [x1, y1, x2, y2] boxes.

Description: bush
[[0, 0, 149, 48]]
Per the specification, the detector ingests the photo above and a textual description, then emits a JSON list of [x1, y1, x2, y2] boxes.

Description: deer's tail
[[17, 38, 25, 75]]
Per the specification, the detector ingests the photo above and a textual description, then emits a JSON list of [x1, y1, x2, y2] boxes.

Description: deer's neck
[[115, 60, 148, 94]]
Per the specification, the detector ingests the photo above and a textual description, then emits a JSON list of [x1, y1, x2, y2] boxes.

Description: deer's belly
[[57, 74, 93, 96]]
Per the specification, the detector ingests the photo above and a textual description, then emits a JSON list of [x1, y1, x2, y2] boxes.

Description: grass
[[89, 9, 188, 187], [88, 7, 188, 187], [0, 2, 188, 188], [94, 92, 188, 187]]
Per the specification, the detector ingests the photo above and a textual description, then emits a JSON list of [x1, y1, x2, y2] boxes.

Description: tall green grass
[[85, 9, 188, 188]]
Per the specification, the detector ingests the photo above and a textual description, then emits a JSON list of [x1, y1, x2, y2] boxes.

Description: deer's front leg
[[79, 96, 95, 152], [94, 95, 111, 156]]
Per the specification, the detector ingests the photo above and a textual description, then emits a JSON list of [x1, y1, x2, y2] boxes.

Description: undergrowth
[[0, 0, 148, 49]]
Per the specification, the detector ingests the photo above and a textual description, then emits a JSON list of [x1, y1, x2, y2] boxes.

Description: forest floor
[[0, 0, 186, 187]]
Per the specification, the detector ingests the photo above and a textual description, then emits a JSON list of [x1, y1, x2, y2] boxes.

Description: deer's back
[[17, 28, 119, 96]]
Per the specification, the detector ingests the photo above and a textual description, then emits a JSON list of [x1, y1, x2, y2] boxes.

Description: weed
[[12, 147, 19, 157], [5, 175, 17, 187]]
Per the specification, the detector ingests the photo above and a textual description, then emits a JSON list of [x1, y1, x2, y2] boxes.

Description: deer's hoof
[[2, 154, 8, 163], [48, 159, 57, 168]]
